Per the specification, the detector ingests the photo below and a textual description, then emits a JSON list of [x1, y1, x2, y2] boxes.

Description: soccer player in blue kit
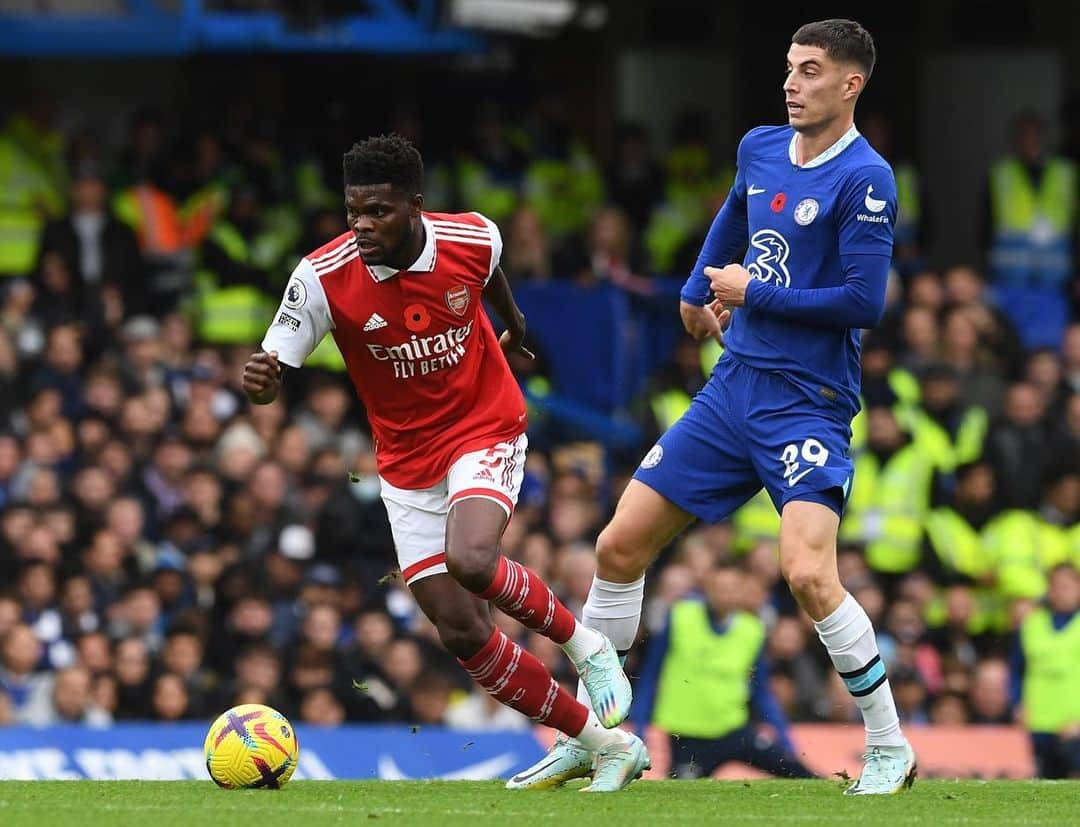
[[510, 19, 916, 794]]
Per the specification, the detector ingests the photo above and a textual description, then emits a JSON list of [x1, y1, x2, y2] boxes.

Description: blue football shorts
[[634, 356, 854, 523]]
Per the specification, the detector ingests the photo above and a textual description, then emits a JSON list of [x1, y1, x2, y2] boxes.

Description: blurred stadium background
[[0, 0, 1078, 782]]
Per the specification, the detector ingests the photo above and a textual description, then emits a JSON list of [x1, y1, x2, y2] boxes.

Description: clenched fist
[[679, 300, 730, 345], [242, 350, 283, 405]]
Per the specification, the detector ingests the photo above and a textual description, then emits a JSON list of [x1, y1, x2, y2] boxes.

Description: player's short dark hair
[[792, 19, 876, 79], [342, 133, 424, 194]]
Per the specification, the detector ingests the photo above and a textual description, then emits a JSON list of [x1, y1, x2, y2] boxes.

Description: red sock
[[460, 628, 588, 736], [478, 556, 577, 644]]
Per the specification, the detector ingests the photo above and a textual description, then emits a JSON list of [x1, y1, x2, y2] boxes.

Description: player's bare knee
[[781, 551, 840, 614], [445, 540, 498, 594], [783, 560, 827, 600], [595, 525, 648, 582]]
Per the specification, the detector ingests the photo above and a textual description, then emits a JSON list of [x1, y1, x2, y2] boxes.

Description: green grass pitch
[[1, 780, 1076, 825]]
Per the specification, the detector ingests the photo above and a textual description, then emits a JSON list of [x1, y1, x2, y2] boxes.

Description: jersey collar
[[788, 124, 860, 169], [367, 214, 436, 282]]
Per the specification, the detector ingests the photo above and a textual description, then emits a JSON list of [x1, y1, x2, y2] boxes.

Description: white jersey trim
[[789, 124, 860, 169], [368, 215, 439, 282], [471, 213, 503, 281], [309, 236, 356, 266]]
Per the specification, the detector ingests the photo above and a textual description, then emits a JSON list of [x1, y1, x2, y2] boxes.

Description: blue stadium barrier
[[512, 279, 685, 414], [0, 0, 485, 56], [0, 724, 547, 780]]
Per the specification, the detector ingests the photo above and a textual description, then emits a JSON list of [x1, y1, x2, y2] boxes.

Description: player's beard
[[380, 220, 421, 269]]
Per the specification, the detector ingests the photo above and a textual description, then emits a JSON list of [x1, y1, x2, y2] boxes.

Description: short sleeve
[[261, 258, 334, 368], [838, 164, 897, 257], [472, 212, 503, 283]]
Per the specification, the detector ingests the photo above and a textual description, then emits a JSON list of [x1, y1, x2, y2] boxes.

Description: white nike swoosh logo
[[787, 467, 815, 487], [748, 186, 766, 195], [865, 184, 887, 213]]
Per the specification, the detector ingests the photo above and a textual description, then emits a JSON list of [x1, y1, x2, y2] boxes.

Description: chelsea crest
[[794, 198, 819, 226]]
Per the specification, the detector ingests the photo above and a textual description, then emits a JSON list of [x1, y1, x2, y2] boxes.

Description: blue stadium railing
[[0, 0, 485, 56], [509, 279, 686, 451]]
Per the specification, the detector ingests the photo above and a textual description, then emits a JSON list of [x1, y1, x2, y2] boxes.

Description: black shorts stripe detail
[[838, 654, 882, 680], [849, 673, 888, 698]]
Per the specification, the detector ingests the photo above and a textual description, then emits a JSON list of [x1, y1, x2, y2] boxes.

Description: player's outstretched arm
[[242, 350, 284, 405], [484, 265, 535, 359]]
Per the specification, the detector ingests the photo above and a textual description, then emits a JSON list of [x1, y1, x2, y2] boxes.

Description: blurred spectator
[[985, 382, 1057, 509], [151, 672, 192, 721], [111, 110, 189, 315], [35, 665, 112, 727], [457, 102, 525, 227], [907, 363, 988, 474], [408, 669, 455, 726], [840, 405, 934, 578], [112, 636, 152, 718], [109, 583, 163, 653], [605, 122, 664, 234], [891, 666, 929, 724], [929, 691, 971, 726], [898, 305, 940, 374], [189, 185, 276, 347], [521, 97, 603, 244], [984, 111, 1077, 351], [969, 658, 1015, 725], [36, 161, 146, 320], [314, 449, 395, 576], [923, 460, 999, 588], [503, 206, 553, 281], [635, 564, 813, 779], [559, 207, 653, 297], [31, 322, 85, 419], [0, 624, 50, 723], [159, 628, 215, 717], [940, 306, 1006, 417], [300, 686, 346, 727], [942, 265, 1025, 378], [766, 615, 829, 721], [1026, 348, 1070, 421], [0, 105, 65, 280], [74, 631, 111, 675], [1014, 564, 1080, 778], [926, 585, 996, 667], [645, 110, 731, 275]]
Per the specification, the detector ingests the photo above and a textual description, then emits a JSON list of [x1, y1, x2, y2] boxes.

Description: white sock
[[574, 575, 645, 708], [573, 709, 631, 751], [814, 592, 905, 748], [559, 621, 604, 666]]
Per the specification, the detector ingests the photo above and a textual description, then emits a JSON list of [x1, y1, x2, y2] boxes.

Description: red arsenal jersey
[[263, 212, 527, 489]]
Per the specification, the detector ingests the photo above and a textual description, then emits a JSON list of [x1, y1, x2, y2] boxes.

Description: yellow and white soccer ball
[[204, 704, 299, 789]]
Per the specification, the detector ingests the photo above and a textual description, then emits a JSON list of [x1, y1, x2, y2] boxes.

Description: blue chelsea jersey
[[690, 124, 897, 423]]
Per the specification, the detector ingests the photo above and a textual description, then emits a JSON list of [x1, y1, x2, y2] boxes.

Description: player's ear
[[843, 71, 865, 101], [409, 193, 424, 216]]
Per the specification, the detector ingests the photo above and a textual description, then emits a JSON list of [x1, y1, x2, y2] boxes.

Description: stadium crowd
[[0, 95, 1078, 776]]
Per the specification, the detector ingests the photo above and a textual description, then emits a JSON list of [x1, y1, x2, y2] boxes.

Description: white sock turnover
[[574, 575, 645, 709]]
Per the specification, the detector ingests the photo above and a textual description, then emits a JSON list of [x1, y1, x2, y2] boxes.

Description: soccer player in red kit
[[241, 134, 649, 791]]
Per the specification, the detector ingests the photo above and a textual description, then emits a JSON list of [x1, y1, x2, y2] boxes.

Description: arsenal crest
[[445, 285, 470, 317]]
